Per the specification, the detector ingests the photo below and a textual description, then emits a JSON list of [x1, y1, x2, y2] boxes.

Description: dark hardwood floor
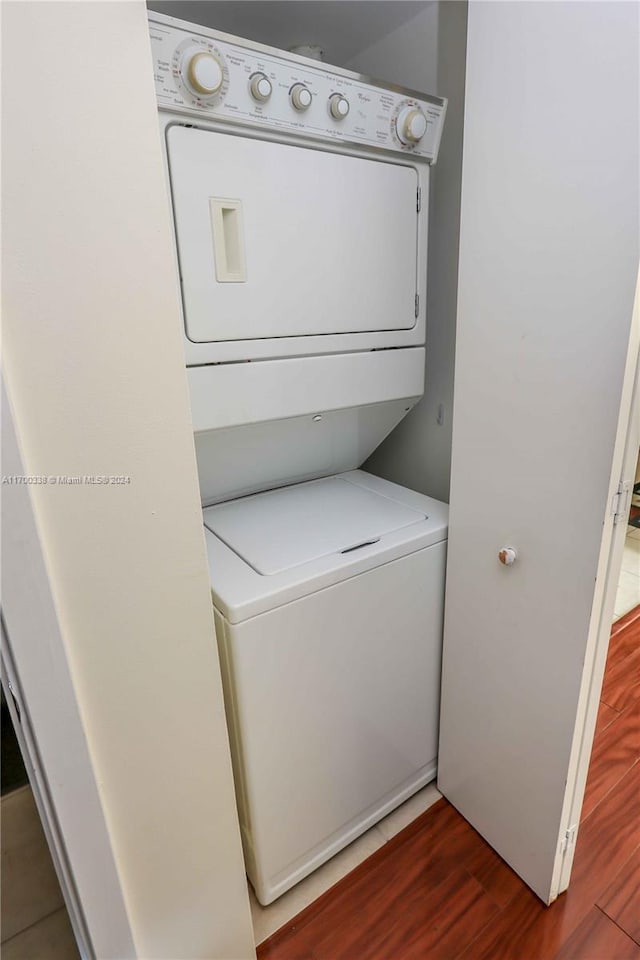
[[258, 605, 640, 960]]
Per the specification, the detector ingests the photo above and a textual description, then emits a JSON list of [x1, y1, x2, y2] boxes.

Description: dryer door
[[167, 125, 419, 345]]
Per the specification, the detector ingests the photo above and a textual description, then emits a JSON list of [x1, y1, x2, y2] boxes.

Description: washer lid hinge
[[415, 293, 420, 318]]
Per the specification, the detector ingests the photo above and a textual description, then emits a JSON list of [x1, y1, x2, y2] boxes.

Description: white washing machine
[[149, 11, 448, 905], [205, 471, 447, 904]]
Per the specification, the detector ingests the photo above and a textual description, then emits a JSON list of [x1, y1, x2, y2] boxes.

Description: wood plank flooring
[[258, 605, 640, 960]]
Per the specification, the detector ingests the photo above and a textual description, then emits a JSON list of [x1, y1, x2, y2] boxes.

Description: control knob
[[396, 106, 428, 144], [329, 93, 350, 120], [182, 48, 224, 97], [250, 72, 272, 102], [290, 83, 312, 111]]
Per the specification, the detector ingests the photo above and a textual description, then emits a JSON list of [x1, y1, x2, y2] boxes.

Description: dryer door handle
[[210, 198, 247, 283]]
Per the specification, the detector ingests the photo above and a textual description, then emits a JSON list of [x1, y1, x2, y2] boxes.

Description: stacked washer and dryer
[[149, 11, 448, 906]]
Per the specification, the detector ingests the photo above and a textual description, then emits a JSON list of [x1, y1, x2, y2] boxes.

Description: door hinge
[[6, 679, 21, 723], [560, 824, 578, 853], [417, 188, 422, 212], [611, 480, 632, 525], [415, 293, 420, 318]]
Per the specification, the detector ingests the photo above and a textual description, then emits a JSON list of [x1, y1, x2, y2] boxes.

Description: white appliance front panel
[[167, 125, 419, 344], [149, 14, 446, 162], [214, 539, 446, 904], [194, 397, 424, 506], [187, 347, 425, 433], [189, 348, 424, 504]]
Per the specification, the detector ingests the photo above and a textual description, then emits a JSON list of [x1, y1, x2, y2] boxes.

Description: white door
[[438, 0, 639, 904], [167, 126, 419, 343]]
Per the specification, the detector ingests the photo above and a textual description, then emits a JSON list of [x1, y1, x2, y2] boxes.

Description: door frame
[[1, 633, 94, 959], [552, 268, 640, 898]]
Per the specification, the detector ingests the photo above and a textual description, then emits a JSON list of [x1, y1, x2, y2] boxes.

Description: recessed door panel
[[167, 126, 418, 343]]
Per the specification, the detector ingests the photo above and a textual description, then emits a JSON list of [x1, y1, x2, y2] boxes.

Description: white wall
[[348, 2, 468, 502], [2, 3, 255, 957], [344, 2, 440, 92], [147, 0, 430, 66]]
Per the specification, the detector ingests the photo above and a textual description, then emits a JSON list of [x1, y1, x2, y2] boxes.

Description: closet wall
[[3, 3, 255, 957], [348, 3, 467, 502]]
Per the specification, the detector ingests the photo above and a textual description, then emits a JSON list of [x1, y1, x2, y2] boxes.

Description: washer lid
[[203, 476, 427, 576]]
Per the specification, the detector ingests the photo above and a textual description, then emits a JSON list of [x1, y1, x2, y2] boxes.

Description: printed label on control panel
[[149, 19, 446, 161]]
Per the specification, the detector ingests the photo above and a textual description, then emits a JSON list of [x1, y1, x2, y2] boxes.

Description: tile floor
[[613, 527, 640, 620], [0, 786, 79, 959], [1, 908, 78, 960]]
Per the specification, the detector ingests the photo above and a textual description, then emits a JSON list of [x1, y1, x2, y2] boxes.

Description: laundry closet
[[147, 0, 463, 910], [3, 3, 637, 957], [147, 0, 638, 919]]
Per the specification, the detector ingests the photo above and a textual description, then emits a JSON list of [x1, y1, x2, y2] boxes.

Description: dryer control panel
[[149, 13, 447, 163]]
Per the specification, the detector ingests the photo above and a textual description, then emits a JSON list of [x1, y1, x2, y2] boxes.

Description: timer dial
[[290, 83, 312, 111], [396, 106, 428, 144], [183, 49, 224, 97], [250, 73, 272, 102], [329, 94, 350, 120]]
